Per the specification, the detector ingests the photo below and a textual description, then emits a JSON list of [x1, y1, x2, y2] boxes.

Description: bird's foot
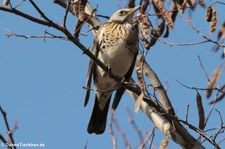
[[103, 64, 111, 78]]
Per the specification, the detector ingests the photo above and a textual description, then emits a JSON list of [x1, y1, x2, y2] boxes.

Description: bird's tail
[[87, 96, 111, 134]]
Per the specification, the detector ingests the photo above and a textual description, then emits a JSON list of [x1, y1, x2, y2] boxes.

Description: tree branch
[[127, 58, 206, 149]]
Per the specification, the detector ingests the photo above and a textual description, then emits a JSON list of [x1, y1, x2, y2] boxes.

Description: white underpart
[[94, 25, 135, 110]]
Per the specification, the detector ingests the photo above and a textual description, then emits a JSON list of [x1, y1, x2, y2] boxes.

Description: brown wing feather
[[84, 30, 102, 106]]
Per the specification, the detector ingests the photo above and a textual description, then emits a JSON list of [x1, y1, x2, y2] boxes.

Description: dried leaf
[[217, 22, 225, 40], [140, 0, 149, 14], [177, 0, 185, 5], [156, 21, 165, 38], [2, 0, 9, 7], [153, 0, 174, 29], [74, 20, 83, 38], [198, 0, 206, 8], [74, 0, 87, 21], [211, 45, 220, 53], [205, 6, 213, 22], [136, 58, 145, 91], [139, 13, 153, 50], [211, 22, 225, 54], [209, 84, 225, 104], [159, 136, 169, 149], [223, 48, 225, 58], [185, 0, 194, 9], [149, 22, 165, 46], [149, 30, 158, 47], [217, 93, 225, 102], [209, 6, 217, 34], [152, 0, 162, 19], [196, 92, 205, 130], [134, 92, 144, 113], [206, 65, 221, 98]]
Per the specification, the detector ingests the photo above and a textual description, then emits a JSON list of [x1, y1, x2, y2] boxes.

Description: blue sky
[[0, 0, 225, 148]]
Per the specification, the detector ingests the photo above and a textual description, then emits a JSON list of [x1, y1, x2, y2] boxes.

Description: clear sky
[[0, 0, 225, 149]]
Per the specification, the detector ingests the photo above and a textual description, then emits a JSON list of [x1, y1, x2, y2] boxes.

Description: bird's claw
[[103, 64, 111, 77]]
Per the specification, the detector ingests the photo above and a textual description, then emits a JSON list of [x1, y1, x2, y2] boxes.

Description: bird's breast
[[97, 22, 137, 77]]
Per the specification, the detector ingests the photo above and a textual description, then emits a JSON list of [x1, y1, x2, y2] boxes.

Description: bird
[[84, 6, 140, 135]]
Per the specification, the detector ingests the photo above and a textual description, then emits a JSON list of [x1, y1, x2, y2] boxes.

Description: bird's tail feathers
[[87, 96, 111, 134]]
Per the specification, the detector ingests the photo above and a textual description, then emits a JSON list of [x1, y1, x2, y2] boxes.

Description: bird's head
[[109, 6, 141, 24]]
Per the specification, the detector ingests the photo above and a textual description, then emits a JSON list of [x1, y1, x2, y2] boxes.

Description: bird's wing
[[84, 36, 101, 107]]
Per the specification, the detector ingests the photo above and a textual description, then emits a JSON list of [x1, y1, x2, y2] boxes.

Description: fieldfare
[[84, 6, 140, 134]]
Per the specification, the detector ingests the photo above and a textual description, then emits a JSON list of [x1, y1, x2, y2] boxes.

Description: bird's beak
[[128, 5, 141, 16], [120, 5, 141, 23]]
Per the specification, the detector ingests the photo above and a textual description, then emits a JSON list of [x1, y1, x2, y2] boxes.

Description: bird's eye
[[119, 10, 127, 15]]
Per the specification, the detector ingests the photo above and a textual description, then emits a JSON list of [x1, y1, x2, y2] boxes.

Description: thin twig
[[172, 115, 221, 149], [0, 134, 8, 147], [113, 113, 130, 149], [140, 127, 156, 149], [14, 0, 26, 9], [63, 0, 72, 28], [110, 111, 117, 149], [178, 8, 225, 48], [176, 80, 225, 94], [204, 91, 219, 130], [218, 138, 225, 145], [127, 108, 144, 145], [83, 140, 88, 149], [29, 0, 51, 22], [96, 14, 110, 19], [4, 29, 67, 40], [198, 55, 210, 82], [0, 106, 16, 149], [148, 131, 155, 149], [157, 38, 210, 47], [213, 1, 225, 6], [213, 109, 224, 141]]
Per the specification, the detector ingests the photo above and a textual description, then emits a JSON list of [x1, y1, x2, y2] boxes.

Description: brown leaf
[[152, 0, 162, 19], [136, 58, 145, 91], [217, 22, 225, 40], [134, 92, 144, 113], [159, 136, 169, 149], [74, 0, 87, 21], [153, 0, 174, 29], [198, 0, 206, 8], [185, 0, 194, 9], [223, 48, 225, 58], [156, 21, 165, 38], [196, 92, 205, 130], [149, 21, 165, 47], [2, 0, 9, 7], [209, 6, 217, 34], [139, 13, 153, 50], [140, 0, 149, 14], [205, 65, 221, 98], [209, 84, 225, 104], [205, 6, 213, 22], [211, 93, 225, 104]]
